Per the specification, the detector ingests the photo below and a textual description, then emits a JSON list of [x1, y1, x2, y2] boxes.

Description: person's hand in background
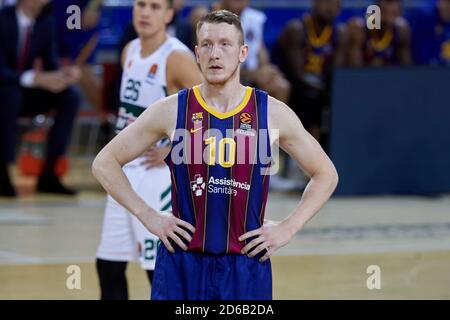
[[61, 65, 82, 84], [82, 0, 103, 30], [34, 70, 69, 93], [140, 145, 171, 170]]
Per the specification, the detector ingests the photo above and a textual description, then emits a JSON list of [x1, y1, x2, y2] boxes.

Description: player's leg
[[217, 254, 273, 300], [146, 270, 154, 285], [151, 245, 210, 300], [96, 165, 139, 299], [0, 84, 22, 196], [96, 258, 128, 300]]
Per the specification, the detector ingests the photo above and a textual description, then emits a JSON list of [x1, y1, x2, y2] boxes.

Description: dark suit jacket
[[0, 6, 59, 86]]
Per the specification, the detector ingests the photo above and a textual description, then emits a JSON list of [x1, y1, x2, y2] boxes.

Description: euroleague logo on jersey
[[240, 112, 252, 124], [147, 63, 158, 79], [237, 112, 255, 136]]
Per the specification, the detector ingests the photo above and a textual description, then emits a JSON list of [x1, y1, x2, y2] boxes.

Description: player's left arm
[[142, 50, 203, 169], [240, 97, 339, 262], [166, 50, 203, 94], [396, 18, 413, 65]]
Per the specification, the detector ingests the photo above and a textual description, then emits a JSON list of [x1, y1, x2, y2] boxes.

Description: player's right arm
[[240, 97, 339, 261], [121, 41, 131, 68], [92, 94, 195, 252]]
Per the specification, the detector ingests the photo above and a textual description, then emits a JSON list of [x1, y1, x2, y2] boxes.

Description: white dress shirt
[[16, 8, 36, 88]]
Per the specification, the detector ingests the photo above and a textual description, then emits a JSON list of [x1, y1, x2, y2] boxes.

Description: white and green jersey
[[116, 36, 192, 134]]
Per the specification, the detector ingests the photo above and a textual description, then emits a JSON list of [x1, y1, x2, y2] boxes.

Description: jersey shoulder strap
[[125, 38, 140, 60], [176, 88, 189, 130]]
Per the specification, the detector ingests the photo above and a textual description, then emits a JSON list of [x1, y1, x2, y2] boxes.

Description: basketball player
[[92, 10, 338, 300], [213, 0, 291, 104], [95, 0, 202, 300], [275, 0, 344, 145], [347, 0, 412, 66]]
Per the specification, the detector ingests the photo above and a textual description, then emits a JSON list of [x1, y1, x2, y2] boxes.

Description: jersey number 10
[[204, 137, 236, 168]]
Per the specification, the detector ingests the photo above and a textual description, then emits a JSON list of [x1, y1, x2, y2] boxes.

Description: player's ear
[[165, 7, 175, 24], [195, 45, 200, 64], [239, 44, 249, 64]]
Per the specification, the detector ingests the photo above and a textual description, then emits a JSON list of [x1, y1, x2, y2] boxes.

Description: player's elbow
[[327, 163, 339, 193], [91, 151, 107, 182]]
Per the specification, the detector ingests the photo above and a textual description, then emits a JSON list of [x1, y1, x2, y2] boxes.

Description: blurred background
[[0, 0, 449, 299]]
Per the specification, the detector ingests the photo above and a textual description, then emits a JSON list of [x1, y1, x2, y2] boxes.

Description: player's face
[[195, 22, 248, 86], [438, 0, 450, 23], [379, 0, 402, 27], [313, 0, 341, 24], [133, 0, 174, 38]]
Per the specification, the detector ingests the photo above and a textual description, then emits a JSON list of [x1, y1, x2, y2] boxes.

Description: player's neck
[[139, 30, 168, 58], [200, 77, 246, 114]]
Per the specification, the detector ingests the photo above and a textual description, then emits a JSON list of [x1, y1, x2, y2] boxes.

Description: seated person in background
[[275, 0, 345, 145], [0, 0, 80, 197], [410, 0, 450, 65], [347, 0, 412, 66], [53, 0, 103, 115], [214, 0, 291, 104]]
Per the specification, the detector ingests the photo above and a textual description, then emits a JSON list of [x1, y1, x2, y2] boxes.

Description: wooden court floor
[[1, 251, 450, 300], [1, 158, 450, 299]]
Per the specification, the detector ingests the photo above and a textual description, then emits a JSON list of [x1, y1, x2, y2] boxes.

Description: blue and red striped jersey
[[165, 86, 272, 255]]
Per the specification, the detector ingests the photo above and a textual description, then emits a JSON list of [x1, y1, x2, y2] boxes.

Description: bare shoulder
[[121, 40, 136, 68], [138, 92, 180, 138], [166, 50, 197, 76], [267, 95, 297, 120], [267, 95, 303, 140], [152, 92, 179, 110], [167, 49, 195, 64], [167, 50, 202, 92], [145, 92, 179, 118]]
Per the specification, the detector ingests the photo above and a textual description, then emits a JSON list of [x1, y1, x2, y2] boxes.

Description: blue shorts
[[151, 245, 272, 300]]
